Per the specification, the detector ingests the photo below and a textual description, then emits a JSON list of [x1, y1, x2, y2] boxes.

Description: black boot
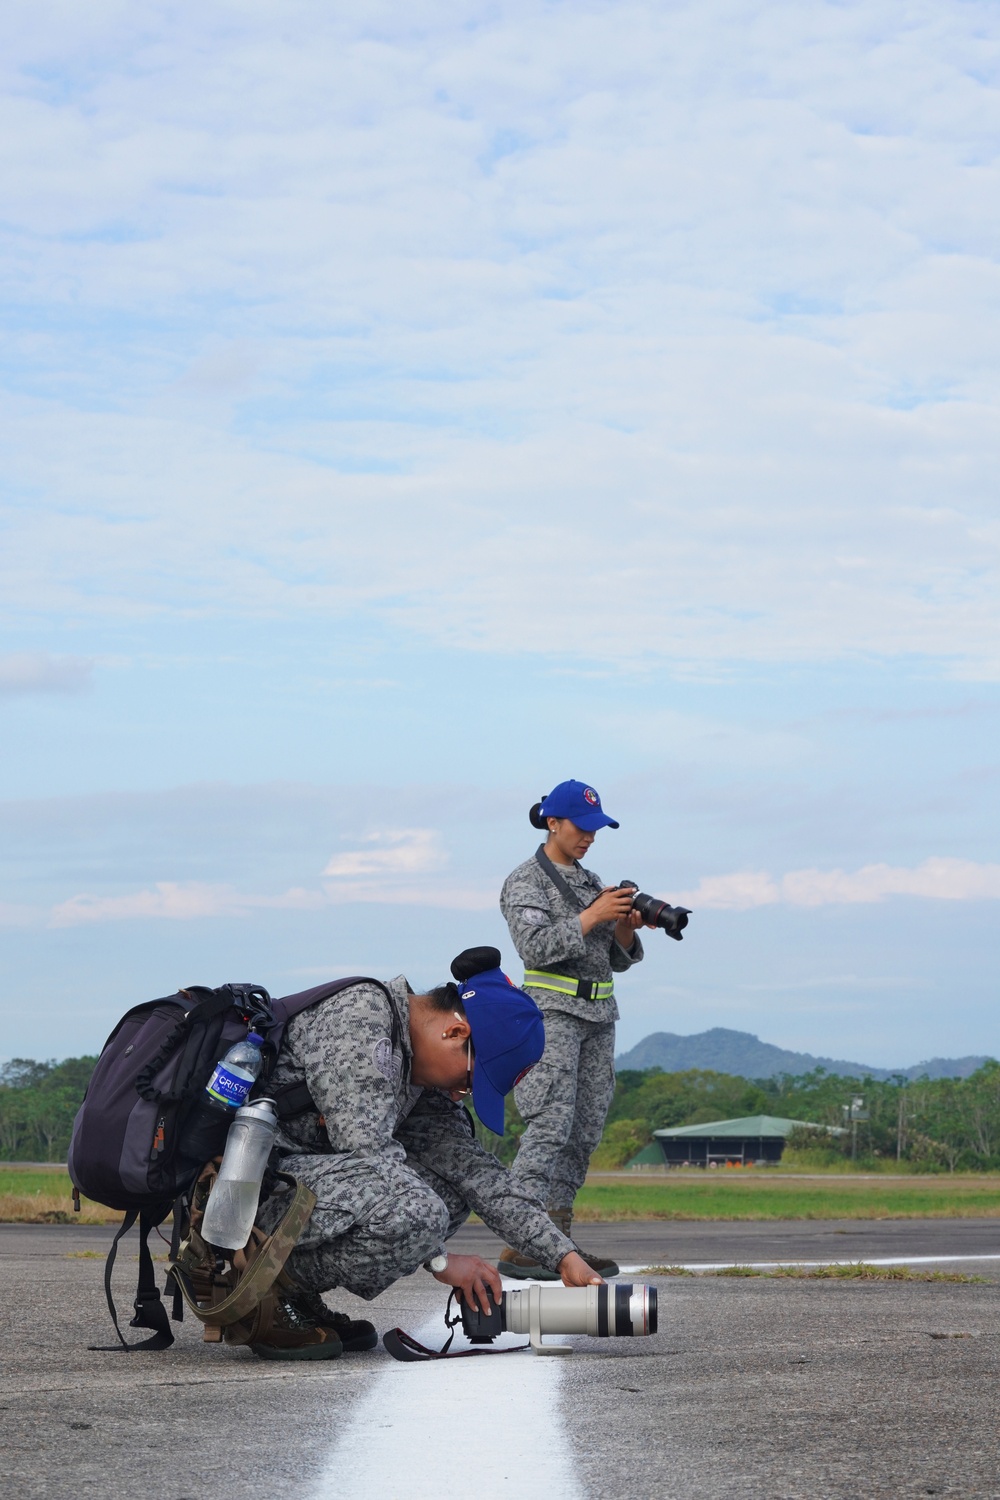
[[288, 1290, 379, 1352]]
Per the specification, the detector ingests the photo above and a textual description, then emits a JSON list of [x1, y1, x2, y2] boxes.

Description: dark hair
[[450, 946, 500, 983], [425, 982, 465, 1017], [529, 799, 549, 829]]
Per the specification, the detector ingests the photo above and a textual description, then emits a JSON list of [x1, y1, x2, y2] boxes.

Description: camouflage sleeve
[[610, 931, 644, 972], [293, 981, 407, 1165], [500, 868, 587, 970], [396, 1092, 576, 1272]]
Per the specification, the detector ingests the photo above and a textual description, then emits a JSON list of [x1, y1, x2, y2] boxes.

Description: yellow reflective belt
[[522, 970, 615, 1001]]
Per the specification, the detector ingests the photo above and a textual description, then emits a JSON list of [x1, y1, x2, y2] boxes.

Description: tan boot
[[497, 1246, 560, 1281], [244, 1293, 344, 1360], [548, 1205, 620, 1278]]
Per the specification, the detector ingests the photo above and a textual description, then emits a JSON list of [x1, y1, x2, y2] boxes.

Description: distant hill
[[614, 1028, 990, 1082]]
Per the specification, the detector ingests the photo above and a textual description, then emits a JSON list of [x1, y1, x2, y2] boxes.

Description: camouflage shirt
[[266, 975, 575, 1271], [500, 847, 644, 1023]]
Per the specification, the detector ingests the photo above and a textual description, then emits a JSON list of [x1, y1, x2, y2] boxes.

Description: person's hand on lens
[[432, 1253, 503, 1314], [558, 1251, 604, 1287]]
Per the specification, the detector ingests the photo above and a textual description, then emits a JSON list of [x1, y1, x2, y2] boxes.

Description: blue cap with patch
[[539, 779, 620, 832], [450, 948, 545, 1135]]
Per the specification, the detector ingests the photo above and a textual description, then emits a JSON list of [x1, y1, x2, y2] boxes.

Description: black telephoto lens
[[618, 882, 692, 941]]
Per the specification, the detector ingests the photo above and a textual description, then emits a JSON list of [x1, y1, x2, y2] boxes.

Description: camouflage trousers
[[258, 1154, 470, 1302], [511, 1009, 616, 1211]]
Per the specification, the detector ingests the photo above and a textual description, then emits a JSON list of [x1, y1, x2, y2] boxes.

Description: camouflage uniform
[[255, 976, 574, 1301], [501, 848, 643, 1210]]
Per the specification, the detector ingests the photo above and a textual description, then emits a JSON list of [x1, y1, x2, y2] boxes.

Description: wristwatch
[[423, 1252, 448, 1273]]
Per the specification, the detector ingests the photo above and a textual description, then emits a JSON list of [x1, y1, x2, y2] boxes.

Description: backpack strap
[[268, 977, 396, 1120], [269, 976, 392, 1031], [89, 1207, 175, 1352], [134, 986, 254, 1104]]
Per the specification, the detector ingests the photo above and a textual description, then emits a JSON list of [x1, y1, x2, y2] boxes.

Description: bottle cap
[[236, 1097, 278, 1123], [248, 1031, 264, 1045]]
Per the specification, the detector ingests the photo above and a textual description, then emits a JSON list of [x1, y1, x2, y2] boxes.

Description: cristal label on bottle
[[206, 1063, 253, 1109]]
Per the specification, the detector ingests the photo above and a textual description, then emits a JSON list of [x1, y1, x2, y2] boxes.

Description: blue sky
[[1, 0, 998, 1067]]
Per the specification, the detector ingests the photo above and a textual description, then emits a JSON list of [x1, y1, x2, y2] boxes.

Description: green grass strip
[[574, 1178, 1000, 1221], [639, 1262, 986, 1282]]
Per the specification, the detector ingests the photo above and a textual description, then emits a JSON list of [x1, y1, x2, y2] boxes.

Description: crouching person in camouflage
[[248, 947, 601, 1359]]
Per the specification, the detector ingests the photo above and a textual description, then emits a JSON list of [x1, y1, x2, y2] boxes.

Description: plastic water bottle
[[201, 1097, 278, 1250], [203, 1032, 265, 1113]]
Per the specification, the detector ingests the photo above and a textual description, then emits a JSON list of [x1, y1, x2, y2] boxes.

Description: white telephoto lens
[[502, 1284, 657, 1339]]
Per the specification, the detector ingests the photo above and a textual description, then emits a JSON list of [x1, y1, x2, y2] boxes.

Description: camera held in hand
[[617, 881, 691, 941]]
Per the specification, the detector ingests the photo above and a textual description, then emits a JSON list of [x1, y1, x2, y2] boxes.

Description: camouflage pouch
[[170, 1160, 316, 1343]]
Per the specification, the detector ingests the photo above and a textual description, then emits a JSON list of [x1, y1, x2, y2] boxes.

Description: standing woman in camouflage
[[498, 779, 647, 1279]]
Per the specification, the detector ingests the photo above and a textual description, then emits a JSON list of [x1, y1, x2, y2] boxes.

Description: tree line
[[595, 1061, 1000, 1170], [0, 1057, 98, 1162], [4, 1053, 1000, 1170]]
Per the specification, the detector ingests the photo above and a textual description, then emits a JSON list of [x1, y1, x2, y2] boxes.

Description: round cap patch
[[583, 787, 599, 805]]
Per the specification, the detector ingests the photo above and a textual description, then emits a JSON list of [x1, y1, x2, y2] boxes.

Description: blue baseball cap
[[539, 779, 620, 832], [450, 950, 545, 1135]]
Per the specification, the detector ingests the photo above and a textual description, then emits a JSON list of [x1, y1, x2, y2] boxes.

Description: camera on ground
[[461, 1283, 657, 1355]]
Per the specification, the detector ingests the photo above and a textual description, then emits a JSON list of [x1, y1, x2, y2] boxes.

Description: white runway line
[[616, 1254, 1000, 1273], [310, 1255, 998, 1496], [311, 1311, 582, 1500]]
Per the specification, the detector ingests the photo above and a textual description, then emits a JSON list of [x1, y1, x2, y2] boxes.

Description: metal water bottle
[[201, 1097, 278, 1250]]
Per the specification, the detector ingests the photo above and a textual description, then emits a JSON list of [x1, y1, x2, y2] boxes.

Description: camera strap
[[533, 845, 599, 912], [383, 1328, 530, 1361], [382, 1292, 529, 1363]]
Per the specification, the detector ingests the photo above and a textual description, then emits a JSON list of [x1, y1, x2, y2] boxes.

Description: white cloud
[[781, 858, 1000, 906], [321, 827, 496, 907], [46, 873, 494, 925], [48, 881, 326, 927], [323, 882, 496, 911], [0, 652, 93, 697], [322, 828, 447, 878], [44, 824, 491, 924], [680, 857, 1000, 909], [677, 871, 783, 910], [40, 854, 1000, 926], [0, 2, 999, 673]]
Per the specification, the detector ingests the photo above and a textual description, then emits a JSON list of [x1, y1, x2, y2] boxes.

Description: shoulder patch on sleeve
[[372, 1036, 399, 1081], [521, 906, 550, 926]]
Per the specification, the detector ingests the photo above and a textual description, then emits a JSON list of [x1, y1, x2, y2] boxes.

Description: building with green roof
[[626, 1114, 840, 1168]]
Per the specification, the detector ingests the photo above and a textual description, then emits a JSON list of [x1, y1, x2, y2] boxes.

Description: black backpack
[[68, 976, 386, 1351]]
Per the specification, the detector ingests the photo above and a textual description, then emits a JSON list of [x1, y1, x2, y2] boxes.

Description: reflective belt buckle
[[522, 970, 612, 1001]]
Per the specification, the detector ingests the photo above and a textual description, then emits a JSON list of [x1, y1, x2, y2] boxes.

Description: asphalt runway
[[3, 1222, 999, 1500], [447, 1215, 1000, 1267]]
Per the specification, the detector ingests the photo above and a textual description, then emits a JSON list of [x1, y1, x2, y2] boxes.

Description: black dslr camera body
[[617, 881, 691, 941]]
